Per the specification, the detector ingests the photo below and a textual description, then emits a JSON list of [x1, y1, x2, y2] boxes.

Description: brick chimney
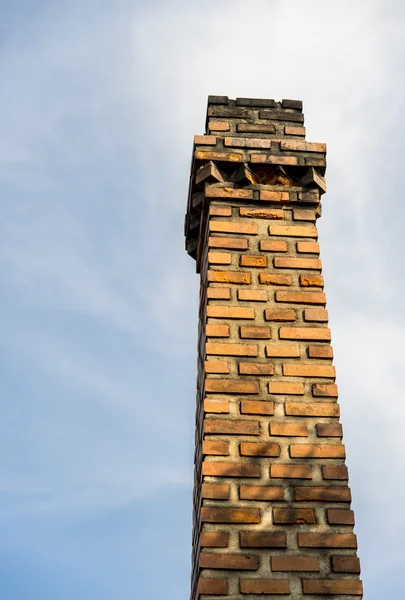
[[184, 96, 363, 599]]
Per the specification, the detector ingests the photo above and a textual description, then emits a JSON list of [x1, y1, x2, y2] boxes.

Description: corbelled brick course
[[184, 96, 362, 599]]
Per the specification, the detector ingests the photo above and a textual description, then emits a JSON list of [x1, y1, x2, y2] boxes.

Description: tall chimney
[[184, 96, 362, 599]]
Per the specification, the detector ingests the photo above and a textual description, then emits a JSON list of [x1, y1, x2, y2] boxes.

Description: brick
[[270, 422, 308, 437], [241, 400, 275, 415], [251, 154, 298, 166], [204, 399, 229, 413], [195, 150, 243, 162], [300, 274, 324, 287], [331, 556, 360, 573], [285, 125, 306, 136], [202, 483, 230, 499], [274, 257, 322, 270], [327, 509, 355, 526], [240, 255, 267, 268], [200, 532, 229, 547], [207, 106, 247, 118], [260, 239, 288, 252], [299, 533, 357, 549], [209, 220, 257, 235], [206, 342, 258, 356], [276, 290, 326, 305], [198, 577, 228, 595], [209, 236, 249, 251], [202, 462, 261, 478], [280, 140, 326, 153], [240, 326, 271, 339], [208, 120, 230, 131], [295, 487, 352, 503], [209, 205, 232, 217], [206, 324, 230, 338], [271, 556, 319, 572], [293, 208, 317, 221], [290, 444, 345, 459], [240, 579, 290, 594], [264, 308, 296, 322], [273, 508, 316, 524], [238, 362, 274, 376], [302, 580, 363, 596], [316, 423, 342, 437], [269, 224, 318, 238], [208, 270, 251, 285], [240, 442, 280, 457], [313, 383, 338, 397], [259, 190, 290, 202], [240, 207, 284, 220], [239, 486, 284, 501], [207, 287, 231, 300], [259, 273, 292, 286], [282, 364, 336, 377], [269, 381, 304, 395], [308, 345, 333, 359], [240, 531, 287, 548], [206, 187, 254, 199], [207, 306, 255, 319], [297, 241, 320, 254], [286, 403, 340, 417], [208, 251, 232, 265], [237, 123, 276, 133], [224, 136, 271, 149], [304, 308, 328, 322], [323, 465, 349, 480], [281, 99, 303, 109], [200, 552, 259, 571], [280, 327, 331, 341], [194, 134, 216, 145], [236, 98, 276, 107], [208, 96, 229, 104], [203, 440, 229, 455], [205, 379, 259, 394], [204, 419, 259, 435], [237, 289, 267, 302], [201, 507, 260, 523], [205, 360, 230, 374], [260, 109, 305, 122], [271, 464, 312, 479], [266, 344, 300, 358]]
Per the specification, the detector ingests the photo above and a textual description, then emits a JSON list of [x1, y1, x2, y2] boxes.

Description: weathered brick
[[252, 154, 298, 166], [207, 287, 231, 300], [269, 381, 304, 395], [323, 465, 349, 479], [316, 423, 342, 437], [205, 379, 259, 394], [299, 533, 357, 549], [236, 98, 276, 107], [208, 120, 230, 131], [237, 123, 275, 133], [274, 257, 322, 270], [297, 240, 320, 254], [240, 326, 271, 339], [302, 580, 363, 596], [331, 556, 361, 573], [271, 556, 319, 572], [224, 136, 271, 149], [273, 508, 316, 524], [237, 289, 267, 302], [282, 364, 336, 377], [209, 220, 257, 235], [280, 140, 326, 153], [295, 487, 351, 503], [204, 399, 229, 414], [270, 422, 308, 437], [202, 440, 229, 455], [275, 290, 326, 304], [290, 444, 345, 459], [207, 306, 255, 319], [327, 509, 355, 526], [259, 273, 292, 286], [266, 344, 300, 358], [240, 531, 287, 548], [240, 442, 280, 457], [304, 308, 328, 322], [206, 324, 230, 338], [240, 207, 284, 220], [202, 462, 261, 478], [204, 419, 259, 435], [208, 270, 251, 285], [260, 239, 288, 252], [194, 134, 216, 145], [285, 125, 306, 136], [208, 251, 232, 265], [206, 342, 258, 356], [195, 150, 242, 162], [285, 403, 340, 417], [207, 106, 247, 118], [300, 274, 324, 287], [260, 108, 304, 121], [240, 255, 267, 268], [281, 99, 303, 109], [264, 308, 296, 322], [313, 383, 338, 397], [279, 327, 331, 341], [209, 236, 249, 251], [270, 464, 312, 479], [205, 360, 230, 374], [241, 400, 275, 415], [200, 532, 229, 547], [308, 345, 333, 359], [238, 362, 274, 376], [209, 206, 232, 217], [200, 552, 259, 570], [240, 579, 290, 594], [201, 507, 260, 523], [269, 224, 318, 238], [198, 577, 228, 595], [202, 483, 230, 499], [239, 486, 284, 501], [206, 187, 254, 200], [259, 190, 290, 202]]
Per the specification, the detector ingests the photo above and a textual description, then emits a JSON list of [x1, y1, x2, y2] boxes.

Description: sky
[[1, 0, 405, 598]]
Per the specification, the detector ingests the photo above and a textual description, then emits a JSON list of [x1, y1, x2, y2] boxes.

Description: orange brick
[[260, 239, 288, 252], [271, 556, 319, 572], [270, 422, 308, 437], [271, 464, 312, 479], [202, 462, 260, 478], [210, 220, 257, 235], [302, 580, 363, 596], [269, 224, 318, 238], [204, 399, 229, 413], [313, 383, 338, 397], [238, 362, 274, 376], [195, 150, 242, 162], [252, 153, 298, 166], [294, 487, 351, 503], [304, 308, 328, 322], [207, 306, 255, 319], [206, 342, 258, 356], [300, 274, 324, 287], [240, 255, 267, 268], [239, 486, 284, 501], [206, 324, 230, 338], [209, 236, 249, 251], [331, 556, 360, 572], [265, 344, 300, 358], [240, 207, 284, 220], [237, 123, 276, 134], [269, 381, 304, 395], [205, 379, 259, 394], [273, 508, 316, 524], [208, 251, 232, 265], [240, 579, 290, 594], [200, 552, 259, 571], [327, 509, 355, 526], [285, 403, 340, 417], [240, 326, 271, 339], [275, 290, 326, 304], [293, 208, 316, 222], [279, 327, 331, 341], [240, 531, 286, 548], [207, 287, 231, 300], [259, 273, 292, 286], [282, 364, 336, 377], [241, 400, 275, 415], [323, 465, 349, 480], [274, 257, 322, 270], [308, 345, 333, 358], [209, 206, 232, 217], [259, 190, 290, 202], [264, 308, 296, 321], [194, 134, 216, 145], [198, 577, 228, 595], [280, 140, 326, 153], [290, 444, 345, 459], [316, 423, 342, 437], [200, 532, 229, 548], [208, 270, 251, 284], [201, 507, 260, 523], [298, 533, 357, 549], [206, 187, 253, 199], [285, 125, 306, 136], [297, 240, 320, 254], [202, 483, 230, 499], [240, 442, 280, 457], [204, 419, 259, 435], [237, 289, 267, 302], [224, 136, 271, 149], [205, 360, 230, 374], [208, 120, 230, 131], [202, 440, 229, 455]]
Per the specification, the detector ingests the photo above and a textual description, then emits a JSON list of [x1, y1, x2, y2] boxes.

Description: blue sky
[[1, 1, 405, 598]]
